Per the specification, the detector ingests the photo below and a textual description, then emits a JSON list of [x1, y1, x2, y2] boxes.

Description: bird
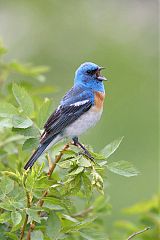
[[24, 62, 107, 170]]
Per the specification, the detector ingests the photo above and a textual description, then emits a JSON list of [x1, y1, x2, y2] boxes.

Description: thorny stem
[[26, 143, 70, 239], [127, 227, 150, 240]]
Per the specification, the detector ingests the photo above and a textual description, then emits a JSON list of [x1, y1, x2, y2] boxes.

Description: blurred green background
[[0, 0, 158, 232]]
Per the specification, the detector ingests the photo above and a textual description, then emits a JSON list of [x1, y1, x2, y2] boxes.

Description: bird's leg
[[72, 137, 94, 161]]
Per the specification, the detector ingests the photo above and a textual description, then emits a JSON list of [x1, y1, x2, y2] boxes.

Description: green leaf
[[0, 201, 15, 211], [9, 61, 49, 77], [124, 196, 159, 214], [62, 217, 94, 233], [91, 170, 104, 194], [12, 83, 34, 115], [79, 157, 91, 167], [31, 230, 44, 240], [62, 214, 78, 223], [101, 137, 124, 159], [22, 138, 39, 151], [64, 174, 82, 195], [0, 102, 18, 118], [0, 176, 14, 195], [12, 115, 33, 128], [37, 98, 53, 129], [0, 212, 11, 223], [43, 197, 64, 210], [46, 212, 61, 239], [12, 125, 40, 137], [0, 184, 26, 211], [82, 173, 92, 197], [26, 208, 41, 223], [5, 232, 19, 240], [107, 160, 139, 177], [69, 166, 84, 176], [58, 160, 72, 169], [11, 211, 22, 227], [2, 171, 21, 183], [0, 118, 13, 129]]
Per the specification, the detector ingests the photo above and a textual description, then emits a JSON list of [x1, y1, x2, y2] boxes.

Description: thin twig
[[46, 153, 52, 169], [127, 227, 150, 240], [71, 206, 93, 218], [26, 143, 70, 238], [47, 143, 70, 178]]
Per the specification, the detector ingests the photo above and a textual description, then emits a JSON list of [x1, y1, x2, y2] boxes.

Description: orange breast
[[94, 91, 105, 111]]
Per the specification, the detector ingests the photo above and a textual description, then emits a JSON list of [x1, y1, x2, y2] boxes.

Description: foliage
[[0, 41, 156, 240], [113, 195, 159, 240]]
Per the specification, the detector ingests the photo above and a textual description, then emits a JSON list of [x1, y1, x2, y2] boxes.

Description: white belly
[[64, 109, 102, 137]]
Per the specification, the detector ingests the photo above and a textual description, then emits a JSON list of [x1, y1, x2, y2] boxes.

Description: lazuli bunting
[[24, 62, 107, 170]]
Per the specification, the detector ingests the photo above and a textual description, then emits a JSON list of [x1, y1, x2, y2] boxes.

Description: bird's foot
[[81, 150, 95, 162], [72, 137, 94, 162]]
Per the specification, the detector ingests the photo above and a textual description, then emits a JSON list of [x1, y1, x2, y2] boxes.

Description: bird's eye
[[86, 69, 97, 75]]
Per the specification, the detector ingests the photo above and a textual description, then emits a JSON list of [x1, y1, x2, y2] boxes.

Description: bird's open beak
[[96, 67, 107, 81]]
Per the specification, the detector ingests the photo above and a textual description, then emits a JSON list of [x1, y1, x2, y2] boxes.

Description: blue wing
[[24, 85, 94, 170], [40, 85, 94, 144]]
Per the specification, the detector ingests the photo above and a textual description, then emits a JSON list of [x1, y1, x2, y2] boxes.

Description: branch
[[127, 227, 150, 240], [20, 174, 31, 240], [71, 206, 93, 218], [26, 143, 70, 238]]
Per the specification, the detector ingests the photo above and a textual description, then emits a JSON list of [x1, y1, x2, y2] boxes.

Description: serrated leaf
[[22, 138, 39, 151], [0, 102, 18, 118], [11, 211, 22, 227], [31, 230, 44, 240], [46, 212, 61, 239], [12, 115, 33, 128], [107, 160, 139, 177], [12, 125, 40, 137], [26, 208, 41, 223], [12, 83, 34, 115], [37, 98, 53, 129], [101, 137, 124, 159]]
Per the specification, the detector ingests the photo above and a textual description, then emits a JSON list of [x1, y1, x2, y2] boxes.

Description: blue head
[[74, 62, 107, 92]]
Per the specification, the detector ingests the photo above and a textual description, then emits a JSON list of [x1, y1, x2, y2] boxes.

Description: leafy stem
[[26, 143, 70, 239], [20, 172, 32, 240]]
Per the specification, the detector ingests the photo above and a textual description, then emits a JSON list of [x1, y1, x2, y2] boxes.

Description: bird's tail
[[24, 142, 49, 170], [24, 137, 54, 170]]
